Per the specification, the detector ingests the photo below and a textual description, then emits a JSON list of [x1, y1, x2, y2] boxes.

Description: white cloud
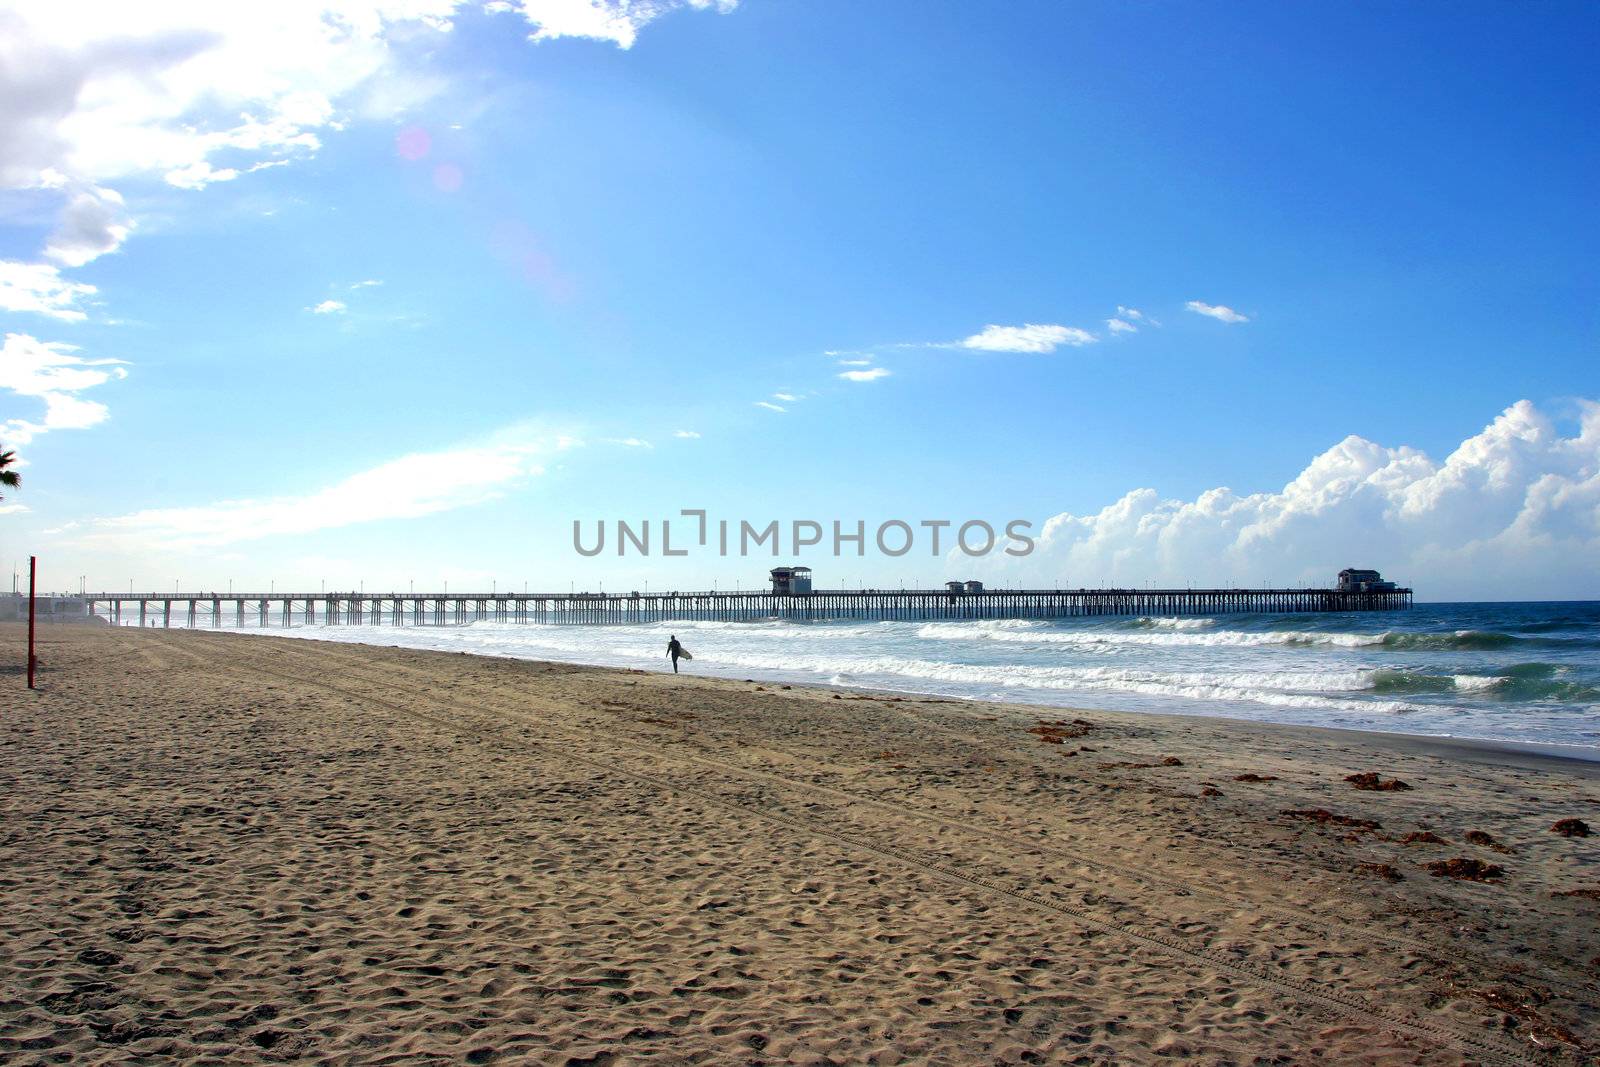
[[1117, 305, 1155, 325], [1186, 300, 1250, 324], [507, 0, 739, 49], [960, 323, 1097, 353], [772, 392, 800, 402], [351, 278, 383, 288], [1, 1, 736, 271], [1106, 317, 1137, 335], [836, 358, 873, 367], [754, 401, 785, 412], [43, 185, 133, 267], [980, 400, 1600, 601], [839, 367, 891, 382], [0, 503, 29, 515], [164, 161, 240, 190], [0, 332, 128, 444], [673, 429, 701, 439], [75, 433, 565, 549], [604, 436, 652, 448], [0, 261, 97, 321], [0, 5, 438, 194], [309, 299, 347, 314]]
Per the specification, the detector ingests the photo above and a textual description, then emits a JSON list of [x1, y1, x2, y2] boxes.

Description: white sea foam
[[915, 622, 1388, 649], [1136, 616, 1219, 630], [1453, 674, 1504, 692]]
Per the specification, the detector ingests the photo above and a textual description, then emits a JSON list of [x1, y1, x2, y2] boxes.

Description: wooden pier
[[87, 586, 1412, 628]]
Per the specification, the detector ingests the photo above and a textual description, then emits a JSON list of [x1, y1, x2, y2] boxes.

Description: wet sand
[[2, 623, 1597, 1064]]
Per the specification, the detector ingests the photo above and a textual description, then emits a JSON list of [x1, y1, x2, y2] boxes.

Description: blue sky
[[2, 1, 1596, 599]]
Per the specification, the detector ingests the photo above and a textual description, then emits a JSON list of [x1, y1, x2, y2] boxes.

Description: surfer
[[666, 634, 686, 673]]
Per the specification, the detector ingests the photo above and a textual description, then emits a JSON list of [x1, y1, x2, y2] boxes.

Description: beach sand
[[2, 623, 1597, 1065]]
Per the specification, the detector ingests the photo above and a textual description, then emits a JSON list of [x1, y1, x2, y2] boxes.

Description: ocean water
[[228, 601, 1599, 753]]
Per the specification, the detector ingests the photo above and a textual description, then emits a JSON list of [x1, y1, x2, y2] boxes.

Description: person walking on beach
[[666, 634, 684, 673]]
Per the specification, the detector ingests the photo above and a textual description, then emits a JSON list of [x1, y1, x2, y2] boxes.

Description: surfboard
[[678, 648, 693, 660]]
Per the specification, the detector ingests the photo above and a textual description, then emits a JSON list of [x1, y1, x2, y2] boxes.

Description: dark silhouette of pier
[[87, 584, 1412, 628]]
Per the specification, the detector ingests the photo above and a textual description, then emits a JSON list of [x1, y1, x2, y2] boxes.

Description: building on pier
[[770, 566, 812, 595], [1337, 568, 1397, 593]]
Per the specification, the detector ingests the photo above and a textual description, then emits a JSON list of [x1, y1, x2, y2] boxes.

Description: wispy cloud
[[1106, 317, 1137, 335], [511, 0, 741, 49], [839, 367, 891, 382], [74, 432, 574, 549], [172, 158, 293, 189], [1186, 300, 1250, 324], [754, 401, 786, 412], [772, 392, 801, 402], [673, 430, 701, 439], [0, 333, 128, 444], [0, 261, 97, 322], [604, 436, 653, 448], [309, 299, 347, 315], [835, 358, 873, 367], [1117, 305, 1156, 325], [350, 279, 384, 289], [960, 323, 1097, 353]]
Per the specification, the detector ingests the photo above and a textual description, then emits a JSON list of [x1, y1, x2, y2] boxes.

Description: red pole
[[27, 555, 37, 689]]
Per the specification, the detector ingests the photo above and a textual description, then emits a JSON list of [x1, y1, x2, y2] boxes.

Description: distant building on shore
[[770, 566, 813, 595], [1337, 568, 1397, 593], [0, 592, 94, 623]]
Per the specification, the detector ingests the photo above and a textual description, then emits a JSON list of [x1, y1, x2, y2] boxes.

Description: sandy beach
[[2, 623, 1597, 1065]]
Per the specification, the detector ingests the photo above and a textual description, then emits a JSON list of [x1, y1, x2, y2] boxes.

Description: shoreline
[[211, 622, 1600, 771]]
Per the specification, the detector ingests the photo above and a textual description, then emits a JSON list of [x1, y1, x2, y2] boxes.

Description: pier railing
[[86, 586, 1413, 628]]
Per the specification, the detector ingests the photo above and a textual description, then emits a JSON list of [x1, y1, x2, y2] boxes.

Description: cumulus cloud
[[960, 323, 1097, 353], [74, 433, 569, 549], [309, 299, 347, 314], [0, 261, 97, 321], [1106, 317, 1137, 335], [0, 332, 128, 444], [839, 367, 891, 382], [1186, 300, 1250, 324], [979, 400, 1600, 601]]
